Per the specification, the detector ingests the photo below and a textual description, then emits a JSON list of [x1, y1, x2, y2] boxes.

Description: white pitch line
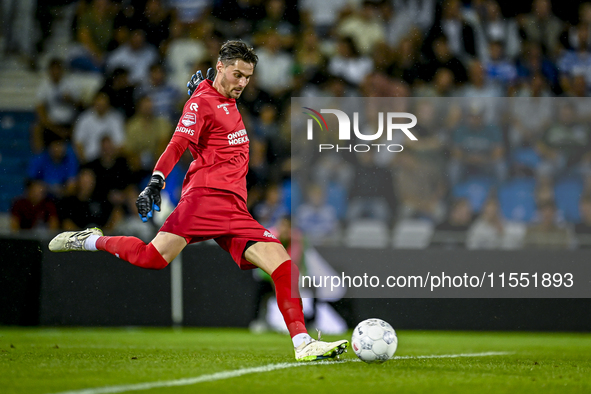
[[50, 351, 512, 394]]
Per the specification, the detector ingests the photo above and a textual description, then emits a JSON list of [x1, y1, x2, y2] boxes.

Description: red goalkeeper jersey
[[154, 80, 250, 202]]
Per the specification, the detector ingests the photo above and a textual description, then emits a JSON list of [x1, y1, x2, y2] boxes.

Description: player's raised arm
[[136, 69, 212, 222]]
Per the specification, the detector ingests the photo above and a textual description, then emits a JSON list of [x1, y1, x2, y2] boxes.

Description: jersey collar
[[198, 79, 236, 103]]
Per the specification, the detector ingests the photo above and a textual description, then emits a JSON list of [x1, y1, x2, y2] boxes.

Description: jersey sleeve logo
[[182, 112, 197, 127], [190, 103, 199, 111]]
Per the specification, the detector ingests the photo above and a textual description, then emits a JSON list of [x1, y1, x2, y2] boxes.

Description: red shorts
[[159, 187, 281, 270]]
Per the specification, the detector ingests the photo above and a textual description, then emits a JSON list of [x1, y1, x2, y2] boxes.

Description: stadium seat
[[344, 219, 390, 248], [0, 111, 35, 213], [452, 177, 494, 213], [326, 182, 348, 220], [498, 178, 537, 222], [554, 178, 583, 223], [392, 219, 434, 249], [282, 178, 301, 215], [512, 147, 541, 171]]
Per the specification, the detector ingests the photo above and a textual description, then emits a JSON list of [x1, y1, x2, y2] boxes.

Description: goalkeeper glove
[[187, 68, 215, 96], [136, 174, 165, 222]]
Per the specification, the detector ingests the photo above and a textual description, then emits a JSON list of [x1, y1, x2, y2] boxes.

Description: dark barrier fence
[[0, 237, 590, 331]]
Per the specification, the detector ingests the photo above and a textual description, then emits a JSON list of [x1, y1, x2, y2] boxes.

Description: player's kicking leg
[[244, 241, 348, 361], [49, 228, 186, 270]]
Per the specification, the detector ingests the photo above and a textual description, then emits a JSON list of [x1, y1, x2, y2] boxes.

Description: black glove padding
[[187, 68, 215, 96], [136, 174, 165, 222]]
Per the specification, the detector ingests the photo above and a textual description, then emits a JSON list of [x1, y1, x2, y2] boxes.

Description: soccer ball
[[351, 318, 398, 363]]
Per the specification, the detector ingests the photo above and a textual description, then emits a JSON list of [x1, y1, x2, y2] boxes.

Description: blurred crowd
[[6, 0, 591, 248]]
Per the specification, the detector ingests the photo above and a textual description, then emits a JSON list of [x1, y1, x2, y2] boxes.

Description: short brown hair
[[218, 40, 258, 67]]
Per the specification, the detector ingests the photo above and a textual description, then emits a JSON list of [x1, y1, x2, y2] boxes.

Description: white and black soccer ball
[[351, 318, 398, 363]]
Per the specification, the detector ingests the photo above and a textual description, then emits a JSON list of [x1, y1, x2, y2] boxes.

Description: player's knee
[[141, 243, 170, 270], [246, 241, 290, 274], [149, 259, 169, 270]]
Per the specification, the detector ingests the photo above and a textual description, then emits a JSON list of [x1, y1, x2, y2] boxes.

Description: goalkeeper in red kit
[[49, 40, 348, 361]]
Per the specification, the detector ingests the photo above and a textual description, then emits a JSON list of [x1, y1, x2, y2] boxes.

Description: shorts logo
[[263, 231, 277, 239], [182, 113, 196, 127], [190, 103, 199, 111]]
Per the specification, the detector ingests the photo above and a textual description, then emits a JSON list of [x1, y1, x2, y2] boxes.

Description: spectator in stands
[[508, 87, 553, 150], [312, 153, 355, 194], [436, 198, 473, 232], [477, 0, 521, 61], [449, 103, 506, 185], [384, 0, 436, 48], [10, 180, 59, 232], [109, 3, 134, 52], [432, 198, 473, 248], [460, 60, 504, 98], [557, 23, 591, 95], [459, 61, 504, 124], [293, 28, 327, 86], [35, 0, 78, 55], [386, 38, 422, 87], [561, 71, 589, 99], [85, 136, 134, 207], [140, 63, 183, 123], [100, 68, 137, 118], [32, 58, 83, 153], [253, 184, 288, 229], [518, 0, 564, 58], [511, 71, 553, 98], [483, 40, 517, 90], [106, 29, 159, 85], [515, 41, 560, 95], [524, 200, 571, 249], [296, 184, 339, 243], [299, 0, 354, 38], [574, 196, 591, 247], [394, 153, 446, 223], [253, 0, 295, 50], [28, 139, 78, 199], [124, 95, 172, 172], [73, 92, 125, 163], [414, 67, 457, 97], [255, 31, 295, 99], [138, 0, 172, 50], [3, 0, 36, 66], [537, 101, 591, 178], [346, 152, 396, 225], [168, 0, 211, 24], [58, 168, 117, 230], [562, 3, 591, 53], [419, 36, 468, 85], [394, 100, 447, 222], [252, 103, 280, 141], [466, 198, 505, 249], [424, 0, 479, 63], [71, 0, 115, 72], [246, 138, 271, 209], [337, 0, 386, 56], [165, 20, 207, 89], [328, 36, 373, 87]]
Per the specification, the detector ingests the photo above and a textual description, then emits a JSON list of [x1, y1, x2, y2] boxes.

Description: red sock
[[271, 260, 307, 338], [96, 236, 168, 270]]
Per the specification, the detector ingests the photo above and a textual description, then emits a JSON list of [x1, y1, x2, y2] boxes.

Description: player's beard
[[220, 73, 242, 99]]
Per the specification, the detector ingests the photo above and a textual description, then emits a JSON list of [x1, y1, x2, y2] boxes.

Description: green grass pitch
[[1, 328, 590, 393]]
